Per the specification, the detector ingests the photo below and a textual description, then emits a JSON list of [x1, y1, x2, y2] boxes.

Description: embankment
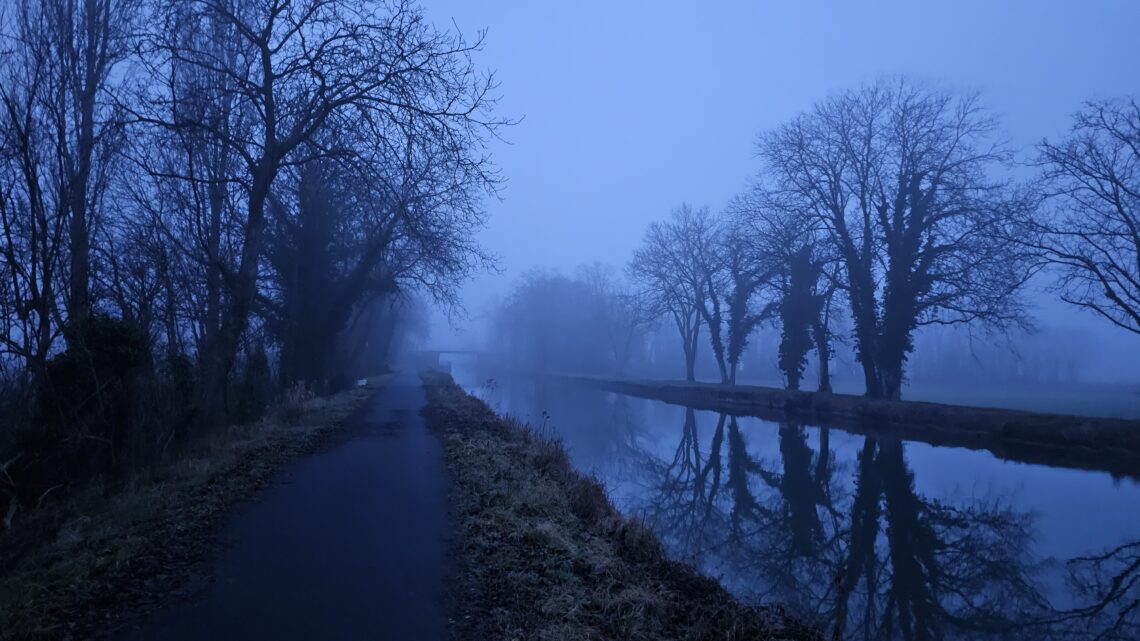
[[420, 371, 819, 641], [563, 376, 1140, 478]]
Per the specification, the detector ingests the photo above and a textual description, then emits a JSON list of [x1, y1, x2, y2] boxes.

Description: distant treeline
[[0, 0, 502, 523], [491, 81, 1138, 396]]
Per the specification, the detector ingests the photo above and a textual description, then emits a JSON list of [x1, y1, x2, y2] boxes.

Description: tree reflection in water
[[625, 408, 1138, 641], [1054, 540, 1140, 640], [493, 381, 1140, 640]]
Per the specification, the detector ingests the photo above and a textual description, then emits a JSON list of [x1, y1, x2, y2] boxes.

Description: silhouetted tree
[[1028, 98, 1140, 337], [812, 286, 837, 393], [131, 0, 502, 422], [778, 246, 824, 391], [630, 204, 721, 381], [0, 0, 138, 369], [491, 267, 651, 376], [696, 236, 732, 383], [577, 263, 659, 375], [718, 223, 776, 383], [4, 0, 137, 332], [759, 79, 1036, 399], [734, 187, 838, 391], [265, 121, 490, 390], [0, 0, 503, 522]]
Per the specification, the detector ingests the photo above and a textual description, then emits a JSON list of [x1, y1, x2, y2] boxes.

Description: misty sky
[[423, 0, 1140, 372]]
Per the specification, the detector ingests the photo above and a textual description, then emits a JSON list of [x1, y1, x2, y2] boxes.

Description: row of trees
[[489, 265, 656, 377], [0, 0, 501, 512], [632, 80, 1138, 399]]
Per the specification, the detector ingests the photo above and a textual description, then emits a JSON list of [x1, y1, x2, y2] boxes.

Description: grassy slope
[[0, 377, 387, 641], [421, 371, 819, 641]]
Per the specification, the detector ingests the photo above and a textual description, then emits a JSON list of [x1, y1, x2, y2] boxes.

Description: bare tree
[[130, 0, 503, 421], [719, 228, 775, 384], [1028, 98, 1140, 336], [576, 263, 658, 376], [733, 189, 836, 391], [778, 246, 824, 391], [0, 51, 65, 374], [264, 107, 494, 389], [696, 237, 732, 383], [630, 204, 720, 382], [0, 0, 137, 368], [759, 79, 1035, 399]]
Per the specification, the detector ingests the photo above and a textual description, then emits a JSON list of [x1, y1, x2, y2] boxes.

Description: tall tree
[[266, 115, 491, 389], [735, 190, 833, 391], [720, 230, 774, 384], [132, 0, 502, 420], [576, 263, 658, 376], [630, 204, 720, 382], [759, 80, 1035, 399], [777, 245, 823, 391], [0, 0, 137, 366], [1029, 97, 1140, 336]]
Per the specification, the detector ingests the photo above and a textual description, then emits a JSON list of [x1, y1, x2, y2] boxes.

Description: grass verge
[[0, 376, 388, 641], [420, 371, 820, 641]]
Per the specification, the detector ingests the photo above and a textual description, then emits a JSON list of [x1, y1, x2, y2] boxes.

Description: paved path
[[119, 373, 447, 641]]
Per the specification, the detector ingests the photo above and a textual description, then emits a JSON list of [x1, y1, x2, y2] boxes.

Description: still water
[[467, 374, 1140, 641]]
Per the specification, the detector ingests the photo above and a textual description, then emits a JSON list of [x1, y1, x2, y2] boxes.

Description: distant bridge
[[415, 349, 493, 380]]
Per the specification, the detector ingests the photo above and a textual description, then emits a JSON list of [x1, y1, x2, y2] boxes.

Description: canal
[[460, 372, 1140, 640]]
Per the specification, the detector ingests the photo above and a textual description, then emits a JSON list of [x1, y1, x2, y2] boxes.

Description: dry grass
[[420, 371, 820, 641], [0, 376, 388, 641]]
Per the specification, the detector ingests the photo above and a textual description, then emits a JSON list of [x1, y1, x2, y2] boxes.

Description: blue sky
[[421, 0, 1140, 370]]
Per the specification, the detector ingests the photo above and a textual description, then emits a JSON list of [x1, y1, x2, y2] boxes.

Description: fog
[[423, 0, 1140, 391], [2, 2, 1139, 639]]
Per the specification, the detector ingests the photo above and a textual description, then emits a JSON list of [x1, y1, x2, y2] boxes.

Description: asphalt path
[[118, 372, 447, 641]]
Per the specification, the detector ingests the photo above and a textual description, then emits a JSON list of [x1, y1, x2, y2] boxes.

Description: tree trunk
[[702, 308, 729, 383], [881, 365, 903, 401], [195, 163, 273, 426], [813, 319, 831, 393], [684, 343, 697, 382], [65, 0, 112, 333], [859, 357, 883, 398], [67, 197, 90, 328], [878, 320, 910, 401], [786, 368, 801, 391], [697, 275, 730, 383]]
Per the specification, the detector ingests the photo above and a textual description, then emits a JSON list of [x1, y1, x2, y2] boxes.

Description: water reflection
[[479, 379, 1140, 640]]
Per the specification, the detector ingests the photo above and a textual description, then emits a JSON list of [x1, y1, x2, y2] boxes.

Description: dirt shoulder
[[0, 377, 388, 641], [420, 371, 819, 641]]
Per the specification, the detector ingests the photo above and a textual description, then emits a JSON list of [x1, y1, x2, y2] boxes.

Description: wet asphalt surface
[[117, 373, 447, 641]]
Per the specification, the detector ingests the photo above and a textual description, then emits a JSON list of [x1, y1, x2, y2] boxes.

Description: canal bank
[[420, 371, 819, 641], [562, 375, 1140, 478], [469, 373, 1140, 640]]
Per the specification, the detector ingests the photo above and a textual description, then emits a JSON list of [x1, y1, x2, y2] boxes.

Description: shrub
[[232, 344, 274, 424], [12, 315, 155, 503], [277, 381, 314, 423]]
